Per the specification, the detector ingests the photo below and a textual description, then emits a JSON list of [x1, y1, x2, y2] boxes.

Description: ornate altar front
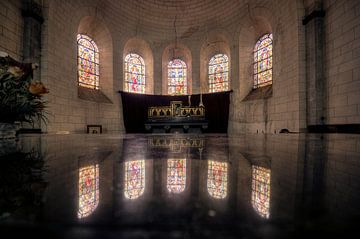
[[145, 101, 208, 133]]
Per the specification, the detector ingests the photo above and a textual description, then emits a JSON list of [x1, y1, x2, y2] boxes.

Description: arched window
[[207, 160, 228, 199], [253, 33, 273, 88], [124, 160, 145, 199], [251, 165, 271, 219], [208, 54, 229, 92], [124, 53, 146, 93], [168, 59, 187, 95], [77, 34, 99, 89], [78, 164, 99, 219], [167, 159, 186, 193]]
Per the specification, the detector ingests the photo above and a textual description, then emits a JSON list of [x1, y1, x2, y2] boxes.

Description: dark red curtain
[[119, 91, 231, 133]]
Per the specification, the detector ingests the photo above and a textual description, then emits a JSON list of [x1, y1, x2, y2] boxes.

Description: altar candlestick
[[199, 92, 204, 107]]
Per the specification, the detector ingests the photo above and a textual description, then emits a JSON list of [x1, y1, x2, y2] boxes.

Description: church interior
[[0, 0, 360, 238]]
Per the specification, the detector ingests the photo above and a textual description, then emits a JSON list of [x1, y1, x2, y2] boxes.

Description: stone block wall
[[0, 0, 23, 61], [0, 0, 358, 133], [324, 0, 360, 125]]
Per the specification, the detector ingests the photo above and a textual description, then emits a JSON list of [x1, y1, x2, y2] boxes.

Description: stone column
[[22, 0, 43, 65], [21, 0, 44, 130], [303, 0, 326, 127]]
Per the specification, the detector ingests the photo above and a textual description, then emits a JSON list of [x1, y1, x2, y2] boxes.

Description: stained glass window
[[77, 34, 99, 89], [251, 166, 271, 219], [208, 54, 229, 92], [124, 160, 145, 199], [78, 164, 99, 219], [253, 33, 273, 88], [124, 53, 145, 93], [167, 159, 186, 193], [168, 59, 187, 95], [207, 160, 228, 199]]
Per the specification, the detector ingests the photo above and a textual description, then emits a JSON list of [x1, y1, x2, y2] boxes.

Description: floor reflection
[[78, 164, 99, 219], [251, 165, 270, 219], [167, 158, 186, 193], [0, 133, 359, 238], [124, 160, 145, 199], [207, 160, 228, 199]]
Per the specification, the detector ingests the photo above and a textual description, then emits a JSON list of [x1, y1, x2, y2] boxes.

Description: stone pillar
[[21, 0, 44, 130], [22, 0, 43, 65], [303, 0, 326, 127]]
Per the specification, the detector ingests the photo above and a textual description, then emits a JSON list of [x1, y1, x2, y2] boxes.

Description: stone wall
[[324, 0, 360, 125], [0, 0, 359, 133], [0, 0, 23, 61]]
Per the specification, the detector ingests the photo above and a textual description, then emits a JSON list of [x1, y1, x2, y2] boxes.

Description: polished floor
[[0, 133, 360, 238]]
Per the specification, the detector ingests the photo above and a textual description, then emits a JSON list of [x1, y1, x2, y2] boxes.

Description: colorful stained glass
[[168, 59, 187, 95], [208, 54, 229, 92], [124, 160, 145, 199], [251, 166, 271, 219], [253, 33, 273, 88], [207, 160, 228, 199], [78, 164, 99, 219], [124, 53, 145, 93], [77, 34, 99, 89], [167, 159, 186, 193]]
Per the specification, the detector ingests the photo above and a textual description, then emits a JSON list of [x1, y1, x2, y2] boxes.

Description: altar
[[119, 91, 231, 133], [145, 101, 208, 133]]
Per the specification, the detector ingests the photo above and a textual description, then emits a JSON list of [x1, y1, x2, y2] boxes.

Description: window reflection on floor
[[167, 158, 186, 193], [207, 160, 228, 199], [251, 165, 271, 219], [124, 160, 145, 199], [78, 164, 99, 219]]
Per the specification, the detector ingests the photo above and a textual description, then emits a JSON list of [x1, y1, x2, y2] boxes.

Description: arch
[[253, 33, 273, 88], [77, 16, 113, 98], [123, 37, 154, 94], [78, 164, 99, 219], [200, 31, 231, 93], [251, 165, 271, 219], [207, 160, 228, 199], [162, 43, 192, 95], [237, 13, 273, 99], [167, 158, 186, 193]]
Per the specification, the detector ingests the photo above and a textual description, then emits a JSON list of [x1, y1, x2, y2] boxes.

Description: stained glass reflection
[[124, 160, 145, 199], [168, 59, 187, 95], [251, 165, 271, 218], [77, 34, 99, 89], [78, 164, 99, 219], [207, 161, 228, 199], [167, 159, 186, 193], [208, 54, 229, 92], [124, 53, 145, 93], [253, 33, 273, 88]]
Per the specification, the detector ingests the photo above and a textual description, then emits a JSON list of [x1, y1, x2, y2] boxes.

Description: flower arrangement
[[0, 51, 49, 124]]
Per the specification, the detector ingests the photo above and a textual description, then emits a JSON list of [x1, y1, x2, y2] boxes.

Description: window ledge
[[78, 86, 113, 104], [242, 85, 272, 101]]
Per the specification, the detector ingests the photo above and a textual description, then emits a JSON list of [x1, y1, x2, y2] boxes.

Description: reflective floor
[[0, 133, 360, 238]]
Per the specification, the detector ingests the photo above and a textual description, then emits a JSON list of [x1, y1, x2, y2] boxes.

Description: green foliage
[[0, 57, 48, 124]]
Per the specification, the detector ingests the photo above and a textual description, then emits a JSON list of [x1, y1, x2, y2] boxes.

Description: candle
[[199, 92, 204, 107], [188, 95, 191, 106]]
